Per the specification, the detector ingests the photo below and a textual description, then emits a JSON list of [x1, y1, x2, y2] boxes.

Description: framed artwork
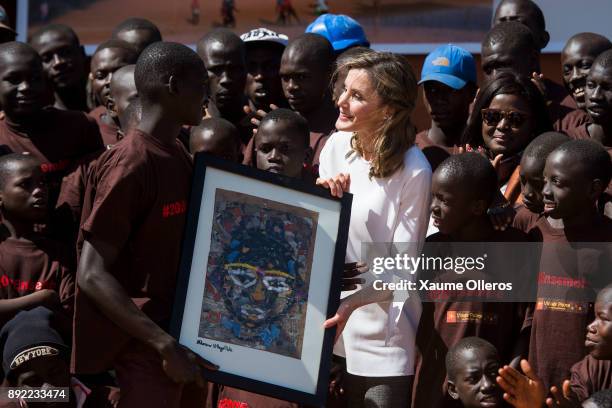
[[170, 153, 351, 406]]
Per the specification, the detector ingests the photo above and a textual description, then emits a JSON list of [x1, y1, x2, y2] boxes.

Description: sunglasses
[[481, 108, 529, 128]]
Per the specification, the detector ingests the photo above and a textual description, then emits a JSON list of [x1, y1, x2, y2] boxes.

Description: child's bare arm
[[0, 289, 61, 323]]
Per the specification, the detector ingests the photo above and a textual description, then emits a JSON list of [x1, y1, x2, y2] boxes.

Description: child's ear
[[167, 75, 179, 95], [447, 379, 460, 400]]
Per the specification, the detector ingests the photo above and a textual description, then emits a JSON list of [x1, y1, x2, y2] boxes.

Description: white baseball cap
[[240, 28, 288, 47]]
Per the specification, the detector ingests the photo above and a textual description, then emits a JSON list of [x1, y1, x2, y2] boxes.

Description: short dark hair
[[523, 132, 571, 164], [462, 72, 552, 149], [0, 41, 41, 65], [284, 33, 335, 71], [191, 117, 239, 142], [436, 152, 499, 206], [593, 49, 612, 70], [30, 23, 80, 46], [496, 0, 546, 30], [258, 108, 310, 148], [112, 17, 162, 42], [196, 28, 245, 62], [551, 140, 612, 187], [93, 39, 139, 62], [446, 337, 499, 381], [563, 33, 612, 57], [134, 41, 206, 101], [0, 153, 40, 190], [585, 389, 612, 408], [483, 21, 537, 54]]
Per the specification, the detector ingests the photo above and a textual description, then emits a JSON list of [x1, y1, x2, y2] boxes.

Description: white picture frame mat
[[179, 167, 341, 394]]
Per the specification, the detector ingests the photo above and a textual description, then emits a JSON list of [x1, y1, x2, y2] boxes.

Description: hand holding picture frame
[[170, 153, 351, 406]]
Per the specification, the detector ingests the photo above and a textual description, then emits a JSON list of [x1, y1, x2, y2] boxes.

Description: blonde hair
[[334, 51, 417, 179]]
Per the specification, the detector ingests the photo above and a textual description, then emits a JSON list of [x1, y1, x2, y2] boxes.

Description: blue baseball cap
[[305, 14, 369, 52], [419, 44, 476, 90]]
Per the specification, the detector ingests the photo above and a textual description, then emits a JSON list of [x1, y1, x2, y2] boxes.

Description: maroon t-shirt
[[72, 129, 193, 374], [0, 108, 103, 194], [527, 216, 612, 390], [512, 205, 540, 233], [570, 355, 612, 402], [413, 228, 529, 408], [88, 106, 120, 147], [0, 236, 75, 325]]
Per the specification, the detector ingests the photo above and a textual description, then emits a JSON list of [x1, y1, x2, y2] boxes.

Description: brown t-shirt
[[0, 236, 75, 325], [88, 106, 120, 147], [72, 129, 193, 374], [0, 108, 103, 196], [413, 228, 529, 408], [570, 355, 612, 402], [512, 205, 540, 233], [527, 216, 612, 390]]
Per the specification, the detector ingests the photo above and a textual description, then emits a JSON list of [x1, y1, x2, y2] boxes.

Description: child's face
[[585, 63, 612, 127], [561, 39, 603, 110], [190, 128, 239, 162], [0, 160, 48, 223], [255, 121, 306, 179], [448, 348, 502, 408], [0, 50, 48, 119], [431, 170, 482, 235], [335, 68, 385, 135], [482, 93, 535, 157], [423, 81, 473, 131], [245, 45, 284, 109], [519, 155, 545, 213], [202, 41, 246, 110], [90, 48, 133, 107], [280, 49, 330, 114], [542, 150, 595, 220], [31, 30, 85, 90], [586, 293, 612, 359], [108, 68, 137, 121]]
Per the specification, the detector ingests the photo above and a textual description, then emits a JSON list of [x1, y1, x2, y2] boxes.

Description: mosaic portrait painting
[[198, 189, 318, 359]]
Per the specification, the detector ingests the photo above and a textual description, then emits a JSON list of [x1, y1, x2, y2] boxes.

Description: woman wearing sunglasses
[[462, 72, 552, 202]]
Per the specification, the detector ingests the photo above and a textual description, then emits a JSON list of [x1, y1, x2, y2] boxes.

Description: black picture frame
[[170, 153, 352, 407]]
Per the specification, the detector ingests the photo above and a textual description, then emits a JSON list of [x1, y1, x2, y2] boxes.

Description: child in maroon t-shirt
[[527, 140, 612, 392], [0, 42, 103, 204], [73, 42, 216, 408], [513, 132, 570, 233], [413, 153, 529, 408], [0, 154, 74, 332], [87, 39, 138, 146]]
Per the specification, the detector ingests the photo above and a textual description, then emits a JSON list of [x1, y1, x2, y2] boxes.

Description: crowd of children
[[0, 0, 611, 407]]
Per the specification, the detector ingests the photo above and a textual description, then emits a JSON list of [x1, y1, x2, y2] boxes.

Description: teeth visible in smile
[[574, 87, 585, 97]]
